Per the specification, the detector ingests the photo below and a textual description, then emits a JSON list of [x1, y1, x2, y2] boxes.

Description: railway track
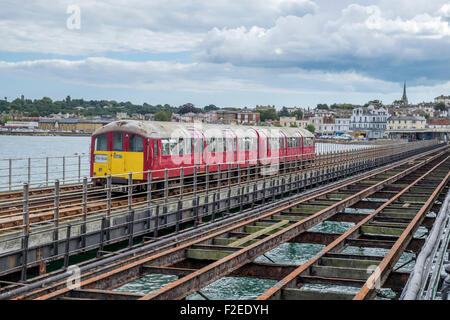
[[0, 149, 360, 232], [3, 145, 448, 300]]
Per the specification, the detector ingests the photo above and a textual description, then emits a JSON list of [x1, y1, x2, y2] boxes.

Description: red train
[[90, 120, 315, 185]]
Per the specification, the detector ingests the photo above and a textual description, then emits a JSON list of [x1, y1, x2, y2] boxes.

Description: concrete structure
[[116, 112, 128, 119], [350, 105, 388, 139], [214, 110, 238, 124], [280, 116, 297, 127], [387, 116, 426, 130], [2, 121, 38, 130], [38, 119, 111, 133]]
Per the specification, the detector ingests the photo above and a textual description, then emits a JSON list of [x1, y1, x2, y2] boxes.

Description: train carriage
[[90, 120, 315, 186]]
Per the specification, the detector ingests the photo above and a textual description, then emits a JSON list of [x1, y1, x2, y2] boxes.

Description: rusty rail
[[6, 146, 447, 300]]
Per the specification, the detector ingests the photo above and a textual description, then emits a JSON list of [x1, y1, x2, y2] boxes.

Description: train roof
[[92, 120, 314, 140]]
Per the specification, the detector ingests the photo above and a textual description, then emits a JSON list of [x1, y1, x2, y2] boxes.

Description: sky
[[1, 0, 450, 109]]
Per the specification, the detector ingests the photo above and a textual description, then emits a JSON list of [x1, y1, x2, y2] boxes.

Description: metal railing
[[0, 143, 372, 192], [0, 140, 442, 280], [0, 155, 90, 192]]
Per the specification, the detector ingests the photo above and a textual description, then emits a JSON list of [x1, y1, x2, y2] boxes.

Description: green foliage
[[364, 100, 383, 107], [434, 102, 448, 112], [278, 106, 290, 117], [291, 109, 304, 119], [0, 95, 183, 118], [306, 124, 315, 133], [203, 104, 219, 112], [289, 123, 298, 128], [178, 103, 201, 114], [0, 115, 12, 125], [154, 110, 172, 121], [316, 104, 329, 110], [330, 103, 355, 110], [259, 108, 279, 121]]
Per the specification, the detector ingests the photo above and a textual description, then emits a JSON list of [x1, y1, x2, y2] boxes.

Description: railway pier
[[0, 140, 449, 300]]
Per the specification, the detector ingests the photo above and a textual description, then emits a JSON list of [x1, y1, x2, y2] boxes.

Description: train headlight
[[94, 154, 108, 163]]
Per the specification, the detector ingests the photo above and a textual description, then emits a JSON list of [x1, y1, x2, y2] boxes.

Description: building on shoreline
[[38, 118, 111, 133], [387, 116, 426, 130], [349, 105, 388, 139]]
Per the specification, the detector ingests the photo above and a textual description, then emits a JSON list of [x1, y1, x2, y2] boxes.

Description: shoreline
[[0, 131, 91, 137]]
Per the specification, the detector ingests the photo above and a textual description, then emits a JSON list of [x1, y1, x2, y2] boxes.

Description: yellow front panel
[[110, 151, 127, 178], [93, 151, 110, 178], [125, 152, 144, 180], [93, 151, 144, 180]]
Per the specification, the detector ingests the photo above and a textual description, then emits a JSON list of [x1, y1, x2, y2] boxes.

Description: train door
[[224, 130, 237, 169], [191, 129, 205, 172], [256, 129, 268, 165], [279, 132, 287, 163], [110, 132, 126, 178], [296, 132, 303, 160], [125, 133, 144, 180]]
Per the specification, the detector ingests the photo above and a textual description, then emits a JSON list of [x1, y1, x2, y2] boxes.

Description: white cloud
[[196, 2, 450, 82], [0, 57, 404, 94], [0, 0, 317, 55], [1, 0, 450, 105]]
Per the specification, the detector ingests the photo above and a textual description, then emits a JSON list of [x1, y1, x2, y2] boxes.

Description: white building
[[307, 116, 323, 132], [350, 105, 389, 139], [434, 95, 450, 106], [335, 118, 350, 134]]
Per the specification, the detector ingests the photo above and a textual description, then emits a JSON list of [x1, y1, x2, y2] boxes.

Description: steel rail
[[137, 151, 447, 300], [20, 152, 423, 300], [4, 146, 443, 300], [257, 154, 450, 300], [354, 168, 450, 300], [1, 147, 424, 300]]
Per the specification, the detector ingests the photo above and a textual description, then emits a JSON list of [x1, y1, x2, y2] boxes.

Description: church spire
[[401, 81, 408, 105]]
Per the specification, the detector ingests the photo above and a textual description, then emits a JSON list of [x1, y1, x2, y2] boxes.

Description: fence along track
[[0, 143, 402, 232], [13, 146, 447, 300]]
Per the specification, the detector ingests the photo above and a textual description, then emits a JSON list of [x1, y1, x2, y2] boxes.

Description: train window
[[169, 139, 178, 155], [113, 132, 123, 151], [273, 137, 279, 148], [193, 138, 204, 154], [233, 138, 237, 151], [291, 137, 297, 148], [161, 139, 170, 155], [185, 138, 192, 154], [178, 138, 191, 155], [207, 138, 215, 153], [154, 140, 158, 156], [216, 138, 223, 153], [129, 134, 144, 152], [242, 137, 253, 151], [95, 134, 108, 151]]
